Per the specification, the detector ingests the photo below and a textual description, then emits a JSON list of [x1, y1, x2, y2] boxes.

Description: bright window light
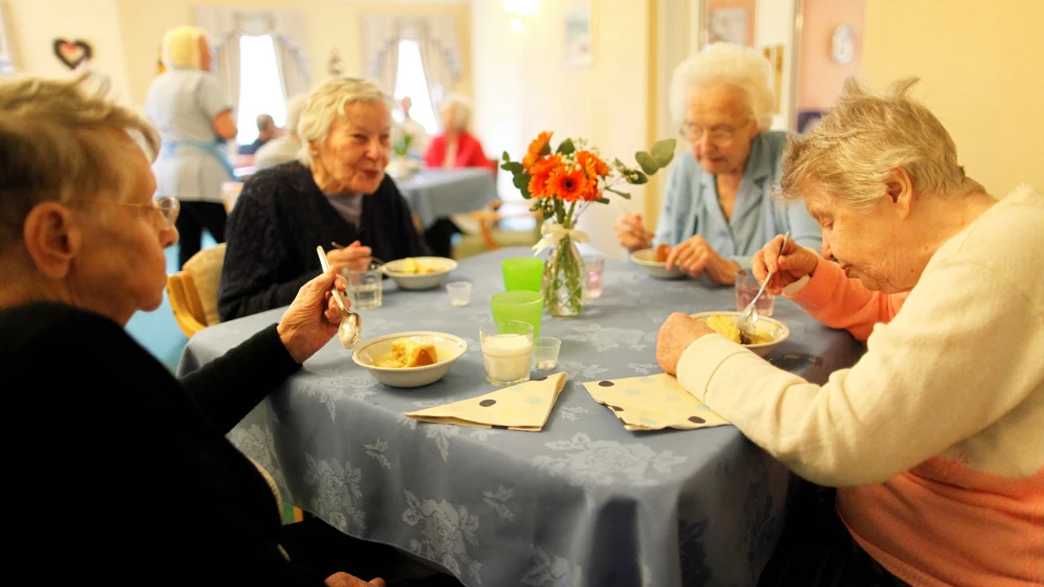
[[236, 34, 287, 145], [392, 39, 439, 134]]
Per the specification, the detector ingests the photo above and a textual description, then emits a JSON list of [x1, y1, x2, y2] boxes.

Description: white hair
[[781, 78, 968, 208], [296, 78, 388, 165], [440, 94, 472, 131], [669, 42, 775, 130]]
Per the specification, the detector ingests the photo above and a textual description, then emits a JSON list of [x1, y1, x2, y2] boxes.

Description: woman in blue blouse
[[615, 43, 820, 284]]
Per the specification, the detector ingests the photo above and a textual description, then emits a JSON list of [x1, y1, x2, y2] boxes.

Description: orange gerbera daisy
[[548, 166, 588, 202], [527, 154, 562, 198], [577, 150, 609, 178], [522, 131, 553, 170]]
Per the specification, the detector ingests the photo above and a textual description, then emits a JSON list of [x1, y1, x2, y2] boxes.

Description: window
[[236, 34, 287, 146], [392, 39, 439, 134]]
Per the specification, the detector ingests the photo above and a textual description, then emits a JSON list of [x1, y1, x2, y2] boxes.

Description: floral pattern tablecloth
[[179, 248, 863, 586]]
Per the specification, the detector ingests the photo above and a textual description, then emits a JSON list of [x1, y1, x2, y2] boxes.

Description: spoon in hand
[[315, 245, 361, 348]]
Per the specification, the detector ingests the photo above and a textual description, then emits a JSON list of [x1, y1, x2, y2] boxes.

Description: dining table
[[394, 167, 497, 229], [178, 247, 864, 586]]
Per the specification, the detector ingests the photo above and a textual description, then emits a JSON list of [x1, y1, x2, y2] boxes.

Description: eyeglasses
[[73, 195, 180, 229], [678, 121, 746, 145]]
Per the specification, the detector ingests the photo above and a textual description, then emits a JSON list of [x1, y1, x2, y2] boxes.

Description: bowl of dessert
[[630, 244, 685, 279], [352, 331, 467, 387], [690, 311, 789, 357], [381, 257, 458, 290]]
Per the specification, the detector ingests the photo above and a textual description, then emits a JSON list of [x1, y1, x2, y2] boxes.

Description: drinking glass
[[346, 268, 383, 310], [734, 269, 774, 316], [480, 320, 533, 385], [501, 257, 545, 292], [491, 290, 543, 339]]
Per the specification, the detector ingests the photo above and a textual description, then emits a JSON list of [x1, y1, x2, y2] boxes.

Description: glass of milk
[[480, 320, 534, 385]]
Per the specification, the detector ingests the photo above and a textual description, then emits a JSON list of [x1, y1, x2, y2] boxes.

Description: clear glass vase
[[542, 228, 584, 317]]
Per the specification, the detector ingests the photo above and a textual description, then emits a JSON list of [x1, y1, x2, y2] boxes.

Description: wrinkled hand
[[656, 312, 715, 375], [614, 213, 653, 251], [324, 572, 386, 587], [664, 235, 739, 284], [752, 234, 819, 295], [326, 240, 372, 273], [277, 269, 349, 364]]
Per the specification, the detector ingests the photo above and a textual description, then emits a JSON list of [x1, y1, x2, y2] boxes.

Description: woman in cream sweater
[[657, 79, 1043, 586]]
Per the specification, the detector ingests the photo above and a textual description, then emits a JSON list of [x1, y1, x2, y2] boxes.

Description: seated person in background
[[0, 75, 393, 586], [254, 94, 307, 171], [614, 43, 820, 284], [391, 95, 430, 159], [657, 78, 1043, 586], [422, 94, 494, 257], [239, 112, 277, 155], [220, 78, 429, 321]]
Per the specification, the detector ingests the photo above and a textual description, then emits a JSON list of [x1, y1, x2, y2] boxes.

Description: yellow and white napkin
[[405, 372, 568, 431], [582, 373, 729, 431]]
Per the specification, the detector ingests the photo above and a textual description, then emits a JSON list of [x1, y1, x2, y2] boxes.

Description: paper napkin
[[405, 372, 568, 431], [582, 373, 729, 431]]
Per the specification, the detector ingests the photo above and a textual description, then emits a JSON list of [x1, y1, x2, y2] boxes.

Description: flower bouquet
[[501, 132, 675, 316]]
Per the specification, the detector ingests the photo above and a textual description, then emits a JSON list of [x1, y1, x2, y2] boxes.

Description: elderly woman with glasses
[[615, 43, 819, 284], [0, 76, 402, 585], [219, 78, 429, 321], [657, 79, 1043, 585]]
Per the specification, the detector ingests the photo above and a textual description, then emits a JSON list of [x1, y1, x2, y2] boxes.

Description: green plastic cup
[[490, 290, 543, 339], [501, 257, 545, 292]]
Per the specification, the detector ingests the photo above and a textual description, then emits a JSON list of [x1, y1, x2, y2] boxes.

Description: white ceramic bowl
[[630, 248, 685, 279], [352, 331, 467, 388], [690, 311, 789, 357], [382, 257, 458, 290]]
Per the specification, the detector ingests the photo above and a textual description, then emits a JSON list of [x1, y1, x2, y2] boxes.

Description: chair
[[166, 244, 226, 338], [452, 200, 543, 259]]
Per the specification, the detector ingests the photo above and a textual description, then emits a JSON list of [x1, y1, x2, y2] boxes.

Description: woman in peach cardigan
[[657, 79, 1043, 586]]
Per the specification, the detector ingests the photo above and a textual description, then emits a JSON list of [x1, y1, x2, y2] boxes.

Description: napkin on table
[[582, 373, 729, 431], [405, 372, 568, 431]]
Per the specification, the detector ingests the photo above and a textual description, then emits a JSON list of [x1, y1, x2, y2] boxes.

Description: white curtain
[[360, 14, 462, 113], [194, 6, 312, 114]]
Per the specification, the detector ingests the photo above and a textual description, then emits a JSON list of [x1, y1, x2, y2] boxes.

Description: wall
[[472, 0, 651, 257], [796, 0, 864, 111], [863, 0, 1044, 196], [5, 0, 133, 102]]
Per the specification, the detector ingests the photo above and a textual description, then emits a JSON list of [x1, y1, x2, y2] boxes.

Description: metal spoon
[[737, 232, 789, 345], [315, 245, 361, 348]]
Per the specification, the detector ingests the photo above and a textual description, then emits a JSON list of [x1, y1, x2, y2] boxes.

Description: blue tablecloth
[[394, 168, 497, 228], [179, 248, 864, 586]]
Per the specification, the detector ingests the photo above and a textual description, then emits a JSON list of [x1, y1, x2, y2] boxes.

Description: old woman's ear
[[885, 166, 916, 219], [20, 201, 83, 279]]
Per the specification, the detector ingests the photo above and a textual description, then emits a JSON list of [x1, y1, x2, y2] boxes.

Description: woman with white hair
[[219, 78, 429, 321], [145, 25, 237, 269], [423, 94, 492, 169], [657, 79, 1043, 585], [615, 43, 819, 284]]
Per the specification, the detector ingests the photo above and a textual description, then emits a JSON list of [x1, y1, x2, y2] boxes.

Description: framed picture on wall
[[700, 0, 757, 48], [0, 2, 16, 75], [564, 0, 592, 66]]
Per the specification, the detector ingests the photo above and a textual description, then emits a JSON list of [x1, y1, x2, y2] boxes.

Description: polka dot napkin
[[582, 373, 728, 431], [405, 372, 568, 431]]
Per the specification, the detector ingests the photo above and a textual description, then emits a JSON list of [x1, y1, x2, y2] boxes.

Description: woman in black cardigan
[[220, 78, 429, 321], [0, 76, 389, 586]]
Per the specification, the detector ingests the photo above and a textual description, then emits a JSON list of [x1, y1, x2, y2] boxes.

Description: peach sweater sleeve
[[787, 259, 907, 342]]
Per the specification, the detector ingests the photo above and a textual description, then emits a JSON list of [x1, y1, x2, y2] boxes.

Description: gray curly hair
[[780, 78, 969, 209]]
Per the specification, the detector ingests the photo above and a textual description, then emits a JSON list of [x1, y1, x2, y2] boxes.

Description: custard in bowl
[[352, 331, 467, 388], [690, 311, 789, 357], [382, 256, 458, 290]]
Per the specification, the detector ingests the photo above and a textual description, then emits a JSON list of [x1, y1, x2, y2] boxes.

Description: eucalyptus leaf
[[605, 187, 631, 199], [635, 151, 658, 175], [513, 173, 532, 199], [501, 161, 524, 174], [502, 151, 512, 162], [595, 197, 610, 204], [651, 139, 676, 167], [556, 138, 575, 155]]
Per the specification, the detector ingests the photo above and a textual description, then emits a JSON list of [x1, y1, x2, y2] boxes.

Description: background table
[[394, 168, 497, 228], [179, 248, 864, 586]]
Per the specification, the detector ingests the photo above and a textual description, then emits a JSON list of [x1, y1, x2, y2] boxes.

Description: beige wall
[[796, 0, 864, 111], [5, 0, 132, 102], [471, 0, 652, 256], [864, 0, 1044, 196]]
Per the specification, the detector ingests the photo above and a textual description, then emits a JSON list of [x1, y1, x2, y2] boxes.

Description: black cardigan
[[0, 302, 328, 585], [219, 162, 429, 321]]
